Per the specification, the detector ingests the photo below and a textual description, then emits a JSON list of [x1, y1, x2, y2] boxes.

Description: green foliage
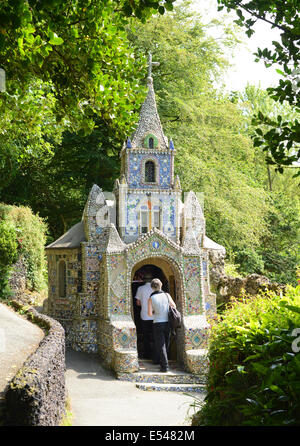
[[0, 0, 150, 135], [224, 261, 242, 278], [1, 1, 298, 288], [0, 219, 18, 268], [0, 117, 121, 240], [196, 286, 300, 425], [0, 219, 18, 298], [0, 204, 48, 292], [233, 86, 300, 284], [0, 79, 64, 190], [235, 248, 265, 276], [217, 0, 300, 174], [128, 2, 272, 255]]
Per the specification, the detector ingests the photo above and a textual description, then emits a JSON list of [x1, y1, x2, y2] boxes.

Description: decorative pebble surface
[[45, 67, 226, 379], [135, 383, 207, 393]]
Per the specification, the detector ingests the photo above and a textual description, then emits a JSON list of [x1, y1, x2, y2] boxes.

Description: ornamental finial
[[148, 51, 160, 79]]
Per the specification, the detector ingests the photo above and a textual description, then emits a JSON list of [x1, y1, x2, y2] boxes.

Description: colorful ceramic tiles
[[46, 65, 225, 378]]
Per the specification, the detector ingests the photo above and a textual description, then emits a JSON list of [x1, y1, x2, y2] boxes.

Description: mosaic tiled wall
[[46, 249, 81, 347], [108, 254, 129, 316], [123, 192, 177, 240], [126, 232, 182, 268], [72, 242, 103, 353], [183, 256, 203, 315], [128, 152, 171, 189]]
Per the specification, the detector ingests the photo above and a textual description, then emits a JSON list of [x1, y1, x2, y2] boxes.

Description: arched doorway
[[131, 257, 180, 362]]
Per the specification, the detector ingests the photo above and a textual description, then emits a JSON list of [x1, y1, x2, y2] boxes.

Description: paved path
[[66, 349, 203, 426], [0, 303, 44, 395]]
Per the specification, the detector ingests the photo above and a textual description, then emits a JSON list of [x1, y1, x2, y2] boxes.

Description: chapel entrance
[[131, 258, 178, 361]]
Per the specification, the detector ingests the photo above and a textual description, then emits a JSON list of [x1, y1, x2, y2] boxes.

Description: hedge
[[194, 285, 300, 426]]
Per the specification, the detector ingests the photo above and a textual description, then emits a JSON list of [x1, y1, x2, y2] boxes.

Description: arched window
[[145, 160, 156, 183], [58, 260, 66, 298], [148, 137, 154, 149]]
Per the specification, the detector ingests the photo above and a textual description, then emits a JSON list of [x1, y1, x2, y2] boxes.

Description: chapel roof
[[126, 227, 182, 253], [203, 235, 226, 253], [46, 221, 86, 249]]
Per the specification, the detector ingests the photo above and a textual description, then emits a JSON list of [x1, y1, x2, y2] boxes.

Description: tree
[[0, 79, 64, 190], [234, 84, 300, 284], [0, 115, 121, 240], [127, 2, 272, 252], [0, 1, 177, 134], [217, 0, 300, 174], [236, 84, 299, 191], [0, 0, 178, 231], [0, 0, 152, 136]]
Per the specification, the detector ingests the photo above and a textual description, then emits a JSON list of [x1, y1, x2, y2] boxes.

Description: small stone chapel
[[46, 55, 225, 375]]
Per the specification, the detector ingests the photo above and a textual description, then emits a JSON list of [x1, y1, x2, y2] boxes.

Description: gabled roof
[[46, 221, 86, 249], [203, 235, 226, 253], [126, 227, 182, 253]]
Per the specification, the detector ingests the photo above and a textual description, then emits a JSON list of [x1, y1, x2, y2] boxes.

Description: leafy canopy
[[217, 0, 300, 174]]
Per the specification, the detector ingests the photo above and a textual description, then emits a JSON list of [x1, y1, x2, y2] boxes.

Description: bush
[[0, 219, 18, 298], [196, 285, 300, 426], [224, 261, 241, 278], [235, 248, 264, 276], [0, 220, 18, 268], [7, 205, 48, 290], [0, 203, 48, 293]]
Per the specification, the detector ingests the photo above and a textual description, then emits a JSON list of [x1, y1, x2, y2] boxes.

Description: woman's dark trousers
[[141, 319, 154, 359], [153, 322, 170, 370]]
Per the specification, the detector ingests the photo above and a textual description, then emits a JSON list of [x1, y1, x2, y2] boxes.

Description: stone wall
[[208, 250, 285, 305], [8, 257, 27, 296], [216, 273, 285, 305], [4, 304, 66, 426]]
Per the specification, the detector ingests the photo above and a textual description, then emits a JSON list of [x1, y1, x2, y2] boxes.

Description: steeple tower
[[130, 53, 168, 151], [116, 53, 181, 244]]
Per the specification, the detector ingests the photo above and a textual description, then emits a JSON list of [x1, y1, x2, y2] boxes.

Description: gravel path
[[0, 303, 44, 395], [65, 349, 203, 426]]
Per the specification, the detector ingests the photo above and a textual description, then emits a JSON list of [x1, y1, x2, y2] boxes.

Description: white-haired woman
[[148, 278, 176, 372]]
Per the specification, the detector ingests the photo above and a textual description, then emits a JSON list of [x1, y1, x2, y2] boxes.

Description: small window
[[153, 210, 160, 229], [145, 161, 156, 183], [149, 137, 154, 149], [58, 260, 66, 298], [141, 211, 148, 234]]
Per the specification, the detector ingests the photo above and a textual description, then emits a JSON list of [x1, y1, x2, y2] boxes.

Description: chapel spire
[[130, 52, 168, 151]]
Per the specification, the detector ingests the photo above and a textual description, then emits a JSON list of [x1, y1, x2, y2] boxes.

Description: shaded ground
[[65, 349, 203, 426], [0, 303, 44, 395]]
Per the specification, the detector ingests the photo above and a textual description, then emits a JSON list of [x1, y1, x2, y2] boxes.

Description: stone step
[[116, 360, 207, 385], [135, 382, 207, 393], [117, 370, 206, 385]]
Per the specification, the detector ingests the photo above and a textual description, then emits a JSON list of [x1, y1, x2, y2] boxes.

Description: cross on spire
[[148, 51, 160, 78]]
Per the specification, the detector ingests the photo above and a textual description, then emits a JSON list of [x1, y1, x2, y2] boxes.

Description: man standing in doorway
[[134, 273, 156, 361]]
